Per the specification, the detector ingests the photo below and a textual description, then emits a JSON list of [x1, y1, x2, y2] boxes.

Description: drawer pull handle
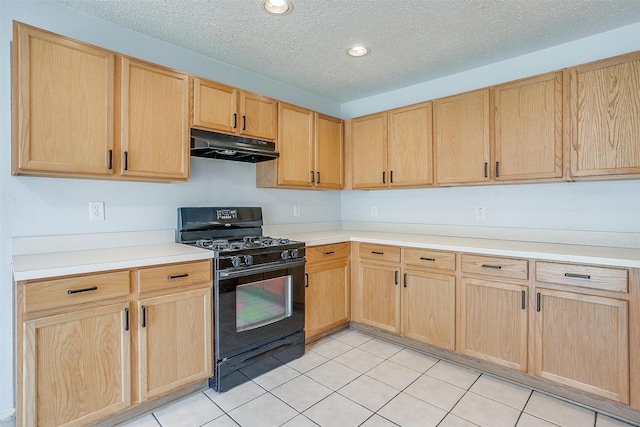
[[67, 286, 98, 295], [536, 293, 541, 312], [521, 291, 526, 310], [305, 273, 309, 288], [167, 273, 189, 279], [481, 264, 502, 270], [323, 251, 335, 255], [141, 306, 147, 328], [564, 273, 591, 280], [371, 251, 384, 255], [420, 257, 436, 262], [124, 308, 130, 331]]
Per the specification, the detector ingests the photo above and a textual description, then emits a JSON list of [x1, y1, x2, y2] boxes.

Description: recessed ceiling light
[[347, 46, 370, 57], [263, 0, 293, 15]]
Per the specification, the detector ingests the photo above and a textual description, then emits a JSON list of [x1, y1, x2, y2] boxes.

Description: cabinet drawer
[[461, 254, 528, 280], [24, 271, 130, 313], [536, 262, 628, 293], [137, 260, 212, 293], [404, 248, 456, 271], [358, 243, 401, 263], [306, 242, 350, 265]]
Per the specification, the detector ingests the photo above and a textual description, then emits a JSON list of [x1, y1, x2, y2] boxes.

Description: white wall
[[1, 0, 639, 418]]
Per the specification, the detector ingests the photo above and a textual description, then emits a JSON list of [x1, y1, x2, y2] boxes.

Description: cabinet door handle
[[323, 251, 335, 255], [564, 273, 591, 280], [317, 171, 320, 184], [382, 171, 386, 184], [141, 305, 147, 328], [484, 162, 488, 178], [371, 251, 384, 255], [390, 170, 394, 184], [167, 273, 189, 279], [481, 264, 502, 270], [521, 291, 526, 310], [108, 149, 113, 170], [242, 115, 247, 131], [233, 113, 237, 129], [394, 270, 399, 285], [310, 171, 315, 184], [67, 286, 98, 295], [124, 308, 130, 331], [305, 273, 309, 288], [420, 257, 436, 262], [536, 293, 541, 312], [495, 162, 500, 178], [124, 151, 129, 171], [403, 273, 407, 288]]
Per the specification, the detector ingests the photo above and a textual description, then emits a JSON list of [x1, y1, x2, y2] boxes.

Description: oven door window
[[236, 275, 292, 332]]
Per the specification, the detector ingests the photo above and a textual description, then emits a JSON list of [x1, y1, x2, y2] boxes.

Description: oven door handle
[[218, 259, 306, 279]]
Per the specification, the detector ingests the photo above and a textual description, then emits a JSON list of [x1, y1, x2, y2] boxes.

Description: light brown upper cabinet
[[349, 102, 433, 189], [257, 103, 343, 189], [118, 58, 190, 181], [567, 52, 640, 178], [493, 72, 563, 181], [192, 77, 277, 141], [12, 22, 115, 178], [435, 89, 491, 185]]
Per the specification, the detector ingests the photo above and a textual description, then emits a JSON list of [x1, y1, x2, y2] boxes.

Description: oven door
[[215, 258, 305, 360]]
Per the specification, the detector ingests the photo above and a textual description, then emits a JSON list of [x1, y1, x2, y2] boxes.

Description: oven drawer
[[306, 242, 349, 264], [137, 260, 212, 293], [359, 243, 401, 263], [536, 261, 628, 293], [461, 254, 529, 280], [24, 271, 130, 313], [404, 248, 456, 271]]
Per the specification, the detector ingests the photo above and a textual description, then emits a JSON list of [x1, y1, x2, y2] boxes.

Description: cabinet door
[[119, 58, 190, 181], [22, 303, 130, 427], [402, 269, 455, 350], [388, 102, 433, 187], [459, 278, 528, 371], [276, 103, 315, 187], [569, 53, 640, 177], [12, 22, 114, 177], [192, 78, 238, 134], [534, 288, 629, 403], [306, 260, 350, 339], [315, 114, 344, 189], [435, 89, 490, 184], [359, 262, 400, 333], [350, 113, 388, 189], [494, 72, 563, 181], [239, 91, 277, 140], [137, 286, 212, 401]]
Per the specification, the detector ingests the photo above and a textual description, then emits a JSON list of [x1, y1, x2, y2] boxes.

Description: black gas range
[[176, 207, 306, 392]]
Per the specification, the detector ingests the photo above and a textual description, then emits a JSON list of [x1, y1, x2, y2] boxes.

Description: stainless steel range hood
[[190, 129, 279, 163]]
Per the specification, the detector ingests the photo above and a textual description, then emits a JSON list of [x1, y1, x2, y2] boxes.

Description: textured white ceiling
[[52, 0, 640, 102]]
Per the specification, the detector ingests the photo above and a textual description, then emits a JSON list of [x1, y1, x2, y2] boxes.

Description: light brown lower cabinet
[[359, 262, 401, 333]]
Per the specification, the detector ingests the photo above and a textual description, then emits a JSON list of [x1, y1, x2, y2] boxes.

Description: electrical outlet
[[475, 206, 485, 221], [293, 204, 301, 217], [90, 201, 105, 221], [371, 206, 378, 217]]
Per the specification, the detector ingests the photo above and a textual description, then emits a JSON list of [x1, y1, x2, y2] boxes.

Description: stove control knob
[[281, 250, 290, 260], [289, 249, 299, 259], [243, 255, 254, 266], [231, 256, 242, 268]]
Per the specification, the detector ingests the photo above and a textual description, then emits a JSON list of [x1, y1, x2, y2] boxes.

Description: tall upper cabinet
[[12, 22, 115, 177], [567, 52, 640, 179]]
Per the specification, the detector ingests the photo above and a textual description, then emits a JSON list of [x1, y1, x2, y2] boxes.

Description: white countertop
[[281, 230, 640, 268], [12, 243, 213, 281]]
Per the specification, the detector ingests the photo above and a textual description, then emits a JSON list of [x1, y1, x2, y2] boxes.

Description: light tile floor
[[119, 329, 639, 427]]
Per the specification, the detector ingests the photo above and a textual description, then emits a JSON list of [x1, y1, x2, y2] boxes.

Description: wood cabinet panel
[[536, 261, 628, 293], [306, 260, 350, 338], [136, 260, 212, 294], [459, 278, 528, 371], [388, 102, 433, 187], [358, 243, 401, 263], [119, 57, 190, 180], [315, 114, 344, 189], [403, 248, 456, 271], [569, 52, 640, 177], [12, 22, 115, 177], [461, 254, 529, 280], [23, 303, 130, 426], [435, 89, 490, 184], [192, 78, 237, 133], [240, 91, 278, 140], [306, 242, 350, 265], [275, 103, 314, 187], [137, 286, 212, 401], [534, 288, 629, 403], [494, 72, 563, 181], [402, 269, 455, 350], [359, 263, 401, 333], [350, 113, 388, 189]]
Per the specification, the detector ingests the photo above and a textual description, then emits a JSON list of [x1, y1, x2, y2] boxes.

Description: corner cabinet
[[12, 22, 115, 177], [256, 103, 343, 189], [118, 58, 190, 181], [567, 52, 640, 179]]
